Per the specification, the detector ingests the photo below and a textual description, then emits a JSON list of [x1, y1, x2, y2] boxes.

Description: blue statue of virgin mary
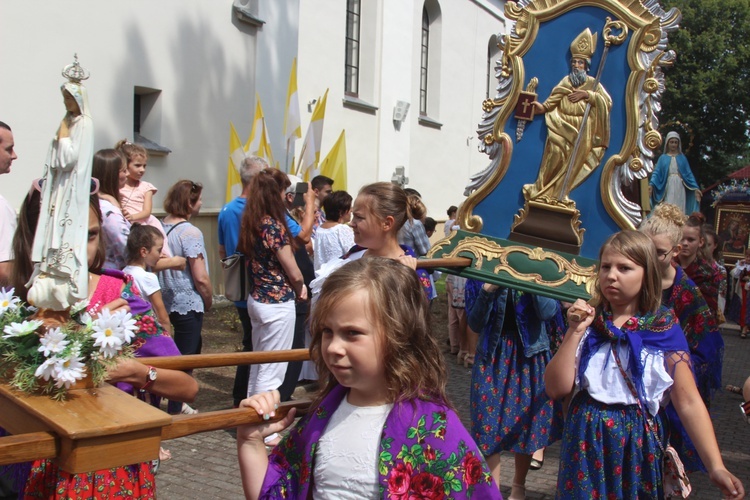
[[649, 131, 700, 215]]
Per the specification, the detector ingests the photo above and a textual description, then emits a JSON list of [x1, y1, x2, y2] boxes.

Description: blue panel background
[[473, 6, 631, 258]]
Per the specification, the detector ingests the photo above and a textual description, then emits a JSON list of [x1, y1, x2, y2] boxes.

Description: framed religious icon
[[429, 0, 681, 302], [716, 204, 750, 261]]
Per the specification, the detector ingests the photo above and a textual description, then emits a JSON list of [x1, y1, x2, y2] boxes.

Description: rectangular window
[[420, 9, 429, 115], [133, 94, 142, 134], [345, 0, 361, 96], [133, 86, 171, 155]]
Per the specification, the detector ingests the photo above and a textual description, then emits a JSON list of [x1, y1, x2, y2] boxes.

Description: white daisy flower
[[3, 320, 44, 339], [38, 328, 70, 357], [78, 312, 94, 327], [34, 356, 59, 381], [0, 288, 20, 316], [70, 299, 90, 316], [52, 354, 86, 388], [114, 310, 137, 343], [91, 320, 124, 358]]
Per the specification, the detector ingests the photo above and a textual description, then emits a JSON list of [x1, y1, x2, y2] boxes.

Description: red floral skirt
[[24, 459, 155, 499]]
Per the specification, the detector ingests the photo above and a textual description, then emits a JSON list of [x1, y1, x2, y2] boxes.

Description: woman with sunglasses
[[159, 180, 213, 360], [639, 202, 723, 473]]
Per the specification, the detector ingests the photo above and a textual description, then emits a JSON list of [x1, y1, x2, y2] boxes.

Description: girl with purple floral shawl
[[237, 258, 501, 499], [545, 231, 742, 499]]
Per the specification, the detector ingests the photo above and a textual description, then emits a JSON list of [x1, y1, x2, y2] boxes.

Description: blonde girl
[[116, 139, 171, 256], [237, 258, 500, 499], [546, 230, 743, 499]]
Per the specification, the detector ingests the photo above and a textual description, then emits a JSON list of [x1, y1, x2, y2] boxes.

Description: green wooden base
[[426, 230, 597, 303]]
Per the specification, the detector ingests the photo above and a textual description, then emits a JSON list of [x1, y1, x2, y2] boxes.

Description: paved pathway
[[157, 326, 750, 499]]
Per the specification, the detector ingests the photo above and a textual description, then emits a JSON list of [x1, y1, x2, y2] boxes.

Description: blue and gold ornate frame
[[428, 0, 680, 300]]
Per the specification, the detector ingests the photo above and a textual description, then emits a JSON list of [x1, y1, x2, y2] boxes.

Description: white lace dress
[[313, 223, 355, 271]]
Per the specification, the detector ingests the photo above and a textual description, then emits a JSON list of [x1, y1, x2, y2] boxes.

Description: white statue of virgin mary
[[28, 56, 95, 310]]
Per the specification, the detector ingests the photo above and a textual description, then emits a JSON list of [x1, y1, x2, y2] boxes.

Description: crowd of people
[[0, 109, 748, 499]]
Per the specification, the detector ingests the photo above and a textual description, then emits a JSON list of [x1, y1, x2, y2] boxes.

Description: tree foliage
[[660, 0, 750, 187]]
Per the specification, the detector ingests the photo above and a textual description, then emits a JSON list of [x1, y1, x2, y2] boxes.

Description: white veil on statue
[[28, 56, 95, 310]]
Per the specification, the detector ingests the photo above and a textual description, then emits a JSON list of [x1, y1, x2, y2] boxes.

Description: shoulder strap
[[165, 220, 189, 236], [611, 344, 666, 453]]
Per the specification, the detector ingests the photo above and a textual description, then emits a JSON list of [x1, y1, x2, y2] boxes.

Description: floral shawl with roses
[[662, 265, 724, 472], [662, 265, 723, 398], [259, 384, 501, 499]]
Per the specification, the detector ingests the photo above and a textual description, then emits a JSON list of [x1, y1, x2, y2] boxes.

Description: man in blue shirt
[[218, 155, 267, 407]]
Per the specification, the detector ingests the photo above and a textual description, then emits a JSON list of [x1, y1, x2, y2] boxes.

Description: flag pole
[[285, 138, 290, 172], [295, 141, 308, 176]]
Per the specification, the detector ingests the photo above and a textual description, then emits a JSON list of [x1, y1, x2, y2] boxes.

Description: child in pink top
[[116, 139, 172, 256]]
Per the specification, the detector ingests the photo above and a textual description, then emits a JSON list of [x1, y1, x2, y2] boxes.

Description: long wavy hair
[[237, 168, 294, 260], [309, 257, 448, 407]]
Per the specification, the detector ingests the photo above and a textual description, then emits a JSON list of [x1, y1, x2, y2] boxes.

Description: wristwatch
[[140, 366, 157, 392]]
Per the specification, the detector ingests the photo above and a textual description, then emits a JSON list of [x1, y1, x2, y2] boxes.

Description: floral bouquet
[[0, 287, 138, 400], [711, 179, 750, 207]]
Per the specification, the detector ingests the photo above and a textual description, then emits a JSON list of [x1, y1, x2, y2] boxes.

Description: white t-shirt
[[123, 265, 161, 299], [313, 395, 392, 499], [0, 195, 17, 262]]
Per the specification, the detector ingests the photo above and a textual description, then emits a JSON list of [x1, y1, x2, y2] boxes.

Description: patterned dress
[[466, 282, 563, 456], [258, 384, 501, 499], [556, 307, 689, 499], [249, 215, 295, 304]]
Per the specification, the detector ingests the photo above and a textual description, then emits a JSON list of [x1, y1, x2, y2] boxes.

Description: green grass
[[433, 273, 447, 296]]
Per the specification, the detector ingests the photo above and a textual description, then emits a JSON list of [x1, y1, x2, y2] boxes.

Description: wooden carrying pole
[[140, 348, 311, 370]]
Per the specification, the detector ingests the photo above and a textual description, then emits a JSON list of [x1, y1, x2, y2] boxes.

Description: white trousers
[[246, 297, 296, 396]]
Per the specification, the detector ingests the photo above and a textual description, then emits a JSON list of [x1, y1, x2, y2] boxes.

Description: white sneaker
[[181, 403, 198, 415]]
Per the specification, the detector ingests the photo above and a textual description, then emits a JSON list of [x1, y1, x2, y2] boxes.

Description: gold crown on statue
[[62, 54, 89, 84], [570, 28, 597, 63]]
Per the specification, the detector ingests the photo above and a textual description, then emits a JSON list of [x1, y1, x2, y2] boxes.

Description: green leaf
[[450, 478, 463, 492]]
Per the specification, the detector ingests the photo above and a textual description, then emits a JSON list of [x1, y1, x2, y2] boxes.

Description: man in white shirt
[[0, 121, 18, 287]]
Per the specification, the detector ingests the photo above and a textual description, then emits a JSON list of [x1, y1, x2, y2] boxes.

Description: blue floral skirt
[[470, 331, 562, 455], [556, 391, 664, 499]]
